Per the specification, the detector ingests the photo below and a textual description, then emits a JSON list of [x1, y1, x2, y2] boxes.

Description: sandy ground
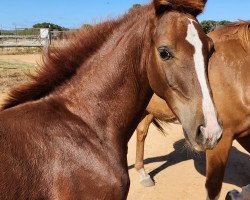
[[127, 124, 250, 200], [0, 54, 249, 200], [0, 54, 41, 64]]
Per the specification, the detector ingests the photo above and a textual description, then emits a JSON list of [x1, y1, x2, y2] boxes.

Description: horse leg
[[135, 113, 155, 187], [206, 132, 233, 200], [236, 135, 250, 153], [112, 169, 130, 200], [225, 135, 250, 200]]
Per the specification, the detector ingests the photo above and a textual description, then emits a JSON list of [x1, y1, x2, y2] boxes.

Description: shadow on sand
[[128, 139, 250, 187]]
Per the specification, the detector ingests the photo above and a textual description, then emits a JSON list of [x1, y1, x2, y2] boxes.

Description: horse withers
[[0, 0, 220, 199], [135, 21, 250, 200]]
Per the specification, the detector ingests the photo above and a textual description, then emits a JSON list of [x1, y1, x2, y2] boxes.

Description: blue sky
[[0, 0, 249, 29]]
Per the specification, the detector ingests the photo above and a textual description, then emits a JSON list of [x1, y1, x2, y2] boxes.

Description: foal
[[0, 0, 220, 199], [135, 21, 250, 200]]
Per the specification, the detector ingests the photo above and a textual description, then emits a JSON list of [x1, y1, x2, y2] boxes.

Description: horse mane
[[232, 21, 250, 51], [2, 1, 205, 110], [210, 21, 250, 51], [2, 6, 149, 110]]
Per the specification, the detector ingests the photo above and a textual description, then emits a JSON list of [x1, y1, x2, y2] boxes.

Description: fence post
[[43, 26, 51, 55], [0, 25, 2, 44], [15, 25, 18, 44], [49, 25, 51, 45]]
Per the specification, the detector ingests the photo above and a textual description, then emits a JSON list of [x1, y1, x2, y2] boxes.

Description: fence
[[0, 27, 69, 48]]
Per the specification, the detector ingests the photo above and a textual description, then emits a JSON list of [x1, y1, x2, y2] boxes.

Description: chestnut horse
[[134, 21, 250, 200], [0, 0, 221, 199]]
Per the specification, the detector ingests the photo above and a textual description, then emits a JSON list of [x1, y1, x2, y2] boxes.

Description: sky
[[0, 0, 249, 29]]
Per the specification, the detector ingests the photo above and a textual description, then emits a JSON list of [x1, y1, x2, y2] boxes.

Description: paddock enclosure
[[0, 54, 249, 200], [0, 27, 73, 55], [0, 28, 69, 48]]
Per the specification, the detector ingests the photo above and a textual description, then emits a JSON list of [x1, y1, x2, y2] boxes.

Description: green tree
[[201, 20, 217, 34], [129, 3, 141, 11], [33, 22, 69, 31], [219, 20, 231, 26], [82, 24, 92, 29], [132, 3, 141, 8], [201, 20, 231, 34]]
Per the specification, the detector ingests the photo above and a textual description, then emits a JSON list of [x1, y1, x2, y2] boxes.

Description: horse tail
[[152, 117, 179, 135], [152, 118, 166, 134]]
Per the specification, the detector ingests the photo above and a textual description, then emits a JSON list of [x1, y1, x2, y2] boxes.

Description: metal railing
[[0, 27, 70, 48]]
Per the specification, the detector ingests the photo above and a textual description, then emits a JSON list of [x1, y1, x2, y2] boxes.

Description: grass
[[0, 47, 42, 55], [0, 60, 37, 93]]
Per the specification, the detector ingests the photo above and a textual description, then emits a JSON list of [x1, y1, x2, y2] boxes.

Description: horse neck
[[54, 12, 153, 145]]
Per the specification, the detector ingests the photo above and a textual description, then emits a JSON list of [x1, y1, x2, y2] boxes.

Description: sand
[[127, 124, 249, 200]]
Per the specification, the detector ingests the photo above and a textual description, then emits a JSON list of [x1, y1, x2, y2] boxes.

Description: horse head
[[147, 0, 222, 151]]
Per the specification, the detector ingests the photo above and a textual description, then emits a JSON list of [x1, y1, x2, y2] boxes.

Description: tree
[[129, 3, 141, 11], [201, 20, 217, 34], [33, 22, 69, 31], [132, 3, 141, 9], [201, 20, 231, 34], [219, 20, 231, 26], [82, 24, 92, 29]]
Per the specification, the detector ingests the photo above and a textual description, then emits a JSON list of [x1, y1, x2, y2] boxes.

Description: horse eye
[[158, 47, 172, 60]]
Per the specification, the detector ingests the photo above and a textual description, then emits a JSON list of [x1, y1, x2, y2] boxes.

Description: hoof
[[226, 185, 250, 200], [226, 190, 242, 200], [140, 175, 155, 187], [137, 168, 155, 187]]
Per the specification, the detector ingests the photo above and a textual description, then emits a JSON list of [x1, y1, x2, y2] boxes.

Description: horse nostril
[[195, 125, 203, 142]]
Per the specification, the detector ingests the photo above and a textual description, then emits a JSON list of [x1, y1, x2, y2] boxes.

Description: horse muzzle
[[195, 124, 222, 150]]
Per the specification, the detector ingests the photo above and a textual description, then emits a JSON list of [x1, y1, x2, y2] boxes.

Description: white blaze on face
[[185, 19, 222, 141]]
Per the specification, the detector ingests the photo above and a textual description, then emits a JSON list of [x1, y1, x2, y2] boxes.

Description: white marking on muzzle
[[185, 19, 222, 141]]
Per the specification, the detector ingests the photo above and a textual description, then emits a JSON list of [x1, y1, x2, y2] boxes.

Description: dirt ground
[[127, 124, 250, 200], [0, 54, 40, 96], [0, 54, 41, 64], [0, 54, 249, 200]]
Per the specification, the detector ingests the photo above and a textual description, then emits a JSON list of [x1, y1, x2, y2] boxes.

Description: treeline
[[201, 20, 231, 34], [33, 22, 69, 31], [0, 23, 68, 36], [0, 29, 40, 36], [0, 20, 232, 36]]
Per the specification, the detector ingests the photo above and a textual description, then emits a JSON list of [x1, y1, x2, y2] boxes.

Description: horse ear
[[153, 0, 208, 16]]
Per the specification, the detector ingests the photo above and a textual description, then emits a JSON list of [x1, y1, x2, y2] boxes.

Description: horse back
[[208, 24, 250, 134]]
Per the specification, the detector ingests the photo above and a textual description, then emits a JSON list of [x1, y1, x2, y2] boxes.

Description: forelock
[[153, 0, 207, 16]]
